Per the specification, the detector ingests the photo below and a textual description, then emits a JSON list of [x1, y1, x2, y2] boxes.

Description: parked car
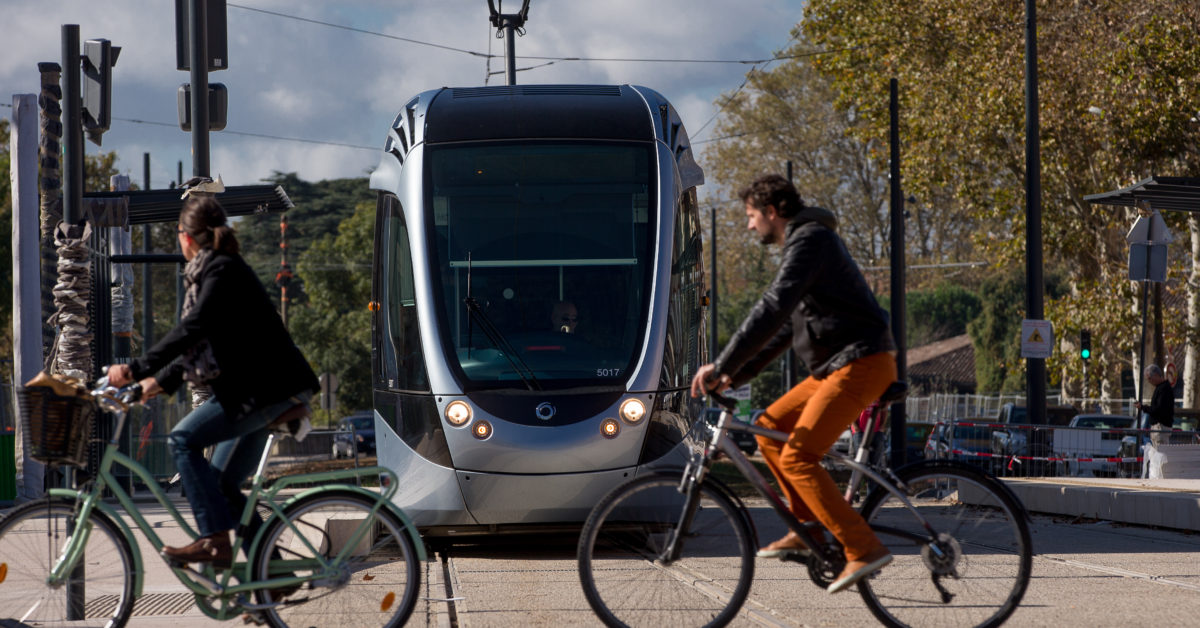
[[1055, 414, 1135, 477], [924, 421, 992, 469], [332, 412, 376, 459], [899, 422, 935, 466], [989, 403, 1076, 475]]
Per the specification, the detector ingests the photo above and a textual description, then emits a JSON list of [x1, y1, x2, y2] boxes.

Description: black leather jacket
[[714, 208, 894, 384], [131, 251, 319, 420]]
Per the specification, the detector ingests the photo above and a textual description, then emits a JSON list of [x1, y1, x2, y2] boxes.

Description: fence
[[923, 418, 1200, 480]]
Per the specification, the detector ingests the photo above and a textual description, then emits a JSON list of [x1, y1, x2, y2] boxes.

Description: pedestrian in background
[[1135, 364, 1174, 448]]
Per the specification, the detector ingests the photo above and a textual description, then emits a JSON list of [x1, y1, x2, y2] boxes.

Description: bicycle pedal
[[778, 550, 812, 563], [241, 611, 267, 625]]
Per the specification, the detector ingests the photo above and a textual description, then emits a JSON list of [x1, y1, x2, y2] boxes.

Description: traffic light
[[82, 38, 120, 145], [1080, 329, 1092, 360]]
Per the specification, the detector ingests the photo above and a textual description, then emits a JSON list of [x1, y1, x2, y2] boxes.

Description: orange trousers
[[755, 351, 896, 561]]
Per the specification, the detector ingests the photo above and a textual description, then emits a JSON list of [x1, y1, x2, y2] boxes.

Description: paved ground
[[6, 481, 1200, 627]]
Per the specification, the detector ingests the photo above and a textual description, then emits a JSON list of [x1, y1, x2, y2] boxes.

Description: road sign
[[1021, 319, 1053, 359], [727, 383, 753, 419]]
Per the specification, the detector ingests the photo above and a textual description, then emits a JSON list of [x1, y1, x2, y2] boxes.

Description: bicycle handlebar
[[710, 391, 737, 411], [92, 377, 143, 413]]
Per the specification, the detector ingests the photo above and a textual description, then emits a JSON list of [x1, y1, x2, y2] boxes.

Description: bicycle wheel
[[857, 462, 1033, 628], [252, 490, 420, 628], [0, 497, 136, 627], [577, 473, 755, 628]]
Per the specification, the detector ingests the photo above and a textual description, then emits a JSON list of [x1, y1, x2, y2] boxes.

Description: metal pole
[[62, 24, 83, 226], [710, 208, 718, 362], [1137, 280, 1149, 454], [888, 78, 908, 467], [1024, 0, 1047, 426], [504, 21, 517, 86], [189, 0, 210, 177], [142, 154, 153, 349], [784, 161, 795, 390], [12, 93, 46, 500]]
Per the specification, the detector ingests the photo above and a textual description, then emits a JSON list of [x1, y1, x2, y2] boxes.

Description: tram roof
[[423, 84, 655, 143]]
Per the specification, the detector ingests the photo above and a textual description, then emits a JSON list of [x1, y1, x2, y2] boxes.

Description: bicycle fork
[[660, 462, 707, 564]]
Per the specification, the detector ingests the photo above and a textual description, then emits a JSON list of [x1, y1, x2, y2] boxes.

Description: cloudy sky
[[2, 0, 804, 191]]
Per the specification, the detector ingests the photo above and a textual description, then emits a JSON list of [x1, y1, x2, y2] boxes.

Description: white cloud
[[2, 0, 804, 187]]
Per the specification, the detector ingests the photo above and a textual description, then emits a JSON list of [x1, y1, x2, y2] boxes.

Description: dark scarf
[[181, 247, 221, 386]]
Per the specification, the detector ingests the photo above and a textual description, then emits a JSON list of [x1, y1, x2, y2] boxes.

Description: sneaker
[[827, 546, 892, 593], [162, 531, 233, 569], [755, 531, 813, 559]]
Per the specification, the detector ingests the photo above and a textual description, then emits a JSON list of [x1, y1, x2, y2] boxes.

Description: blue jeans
[[168, 392, 311, 540]]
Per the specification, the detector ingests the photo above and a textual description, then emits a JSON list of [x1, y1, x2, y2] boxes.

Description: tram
[[367, 84, 707, 533]]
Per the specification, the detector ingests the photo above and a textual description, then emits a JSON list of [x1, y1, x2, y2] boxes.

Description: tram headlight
[[445, 400, 472, 427], [619, 398, 646, 424], [600, 418, 621, 439], [472, 420, 493, 440]]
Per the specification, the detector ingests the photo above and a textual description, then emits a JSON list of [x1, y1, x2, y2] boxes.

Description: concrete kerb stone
[[1003, 478, 1200, 531]]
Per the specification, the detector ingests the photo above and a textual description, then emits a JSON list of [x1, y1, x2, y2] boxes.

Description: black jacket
[[714, 208, 894, 384], [131, 250, 319, 419], [1148, 380, 1174, 428]]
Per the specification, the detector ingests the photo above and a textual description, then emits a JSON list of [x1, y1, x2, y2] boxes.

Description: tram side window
[[382, 195, 430, 392]]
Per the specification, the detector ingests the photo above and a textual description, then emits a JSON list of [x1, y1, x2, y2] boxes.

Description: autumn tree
[[803, 0, 1200, 401]]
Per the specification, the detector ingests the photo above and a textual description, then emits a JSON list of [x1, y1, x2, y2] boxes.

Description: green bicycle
[[0, 379, 423, 627]]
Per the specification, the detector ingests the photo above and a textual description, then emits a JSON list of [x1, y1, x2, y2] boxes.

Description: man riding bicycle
[[690, 174, 896, 593]]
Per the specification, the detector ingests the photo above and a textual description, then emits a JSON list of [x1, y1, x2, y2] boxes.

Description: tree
[[879, 283, 982, 349], [803, 0, 1200, 400], [288, 201, 375, 421]]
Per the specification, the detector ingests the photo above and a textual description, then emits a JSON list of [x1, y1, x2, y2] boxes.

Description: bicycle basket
[[17, 384, 96, 467]]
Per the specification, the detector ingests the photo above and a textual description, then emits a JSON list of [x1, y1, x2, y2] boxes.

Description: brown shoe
[[755, 530, 812, 559], [827, 546, 892, 593], [162, 531, 233, 568]]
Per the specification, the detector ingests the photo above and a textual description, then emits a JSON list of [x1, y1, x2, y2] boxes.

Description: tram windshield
[[427, 142, 655, 389]]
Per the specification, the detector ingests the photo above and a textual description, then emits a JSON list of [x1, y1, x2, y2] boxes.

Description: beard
[[758, 229, 775, 245]]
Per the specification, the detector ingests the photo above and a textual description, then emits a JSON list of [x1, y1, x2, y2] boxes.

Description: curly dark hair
[[738, 174, 806, 218]]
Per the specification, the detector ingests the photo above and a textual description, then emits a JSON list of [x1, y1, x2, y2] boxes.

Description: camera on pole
[[82, 38, 120, 145]]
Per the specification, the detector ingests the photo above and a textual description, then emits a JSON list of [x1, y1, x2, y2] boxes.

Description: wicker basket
[[17, 386, 96, 467]]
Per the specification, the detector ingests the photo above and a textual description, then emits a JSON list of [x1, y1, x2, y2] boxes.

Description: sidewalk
[[1005, 476, 1200, 530]]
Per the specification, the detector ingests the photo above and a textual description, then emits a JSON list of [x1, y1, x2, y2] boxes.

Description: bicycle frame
[[697, 407, 943, 556], [44, 401, 424, 619]]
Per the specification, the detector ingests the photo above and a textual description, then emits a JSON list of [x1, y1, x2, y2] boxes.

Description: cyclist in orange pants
[[691, 174, 896, 593]]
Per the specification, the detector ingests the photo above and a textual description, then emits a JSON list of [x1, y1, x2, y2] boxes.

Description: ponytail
[[180, 196, 239, 255], [211, 224, 240, 255]]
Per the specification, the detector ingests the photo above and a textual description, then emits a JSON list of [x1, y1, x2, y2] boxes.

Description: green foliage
[[288, 200, 375, 419], [238, 172, 374, 306], [802, 0, 1200, 397], [879, 283, 982, 348], [967, 271, 1065, 393]]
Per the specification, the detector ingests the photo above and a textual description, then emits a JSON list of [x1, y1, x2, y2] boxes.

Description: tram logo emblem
[[535, 402, 556, 421]]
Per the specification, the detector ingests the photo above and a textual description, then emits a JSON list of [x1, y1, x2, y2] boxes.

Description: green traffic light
[[1081, 348, 1091, 359]]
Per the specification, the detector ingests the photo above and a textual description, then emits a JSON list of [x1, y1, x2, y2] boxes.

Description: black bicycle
[[577, 383, 1033, 627]]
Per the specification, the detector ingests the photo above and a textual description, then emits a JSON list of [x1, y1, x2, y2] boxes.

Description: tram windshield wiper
[[463, 296, 541, 391]]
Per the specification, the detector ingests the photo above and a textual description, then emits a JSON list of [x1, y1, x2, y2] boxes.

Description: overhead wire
[[228, 2, 822, 65]]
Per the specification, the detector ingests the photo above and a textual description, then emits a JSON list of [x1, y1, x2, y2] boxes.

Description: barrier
[[925, 420, 1200, 479]]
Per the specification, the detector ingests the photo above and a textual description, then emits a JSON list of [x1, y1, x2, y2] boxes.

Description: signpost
[[728, 384, 753, 421], [1020, 319, 1053, 359]]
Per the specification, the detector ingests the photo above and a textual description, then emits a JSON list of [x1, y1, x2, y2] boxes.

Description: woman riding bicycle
[[691, 174, 895, 594], [108, 193, 319, 568]]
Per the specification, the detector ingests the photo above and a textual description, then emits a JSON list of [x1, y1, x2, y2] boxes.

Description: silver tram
[[368, 84, 707, 533]]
